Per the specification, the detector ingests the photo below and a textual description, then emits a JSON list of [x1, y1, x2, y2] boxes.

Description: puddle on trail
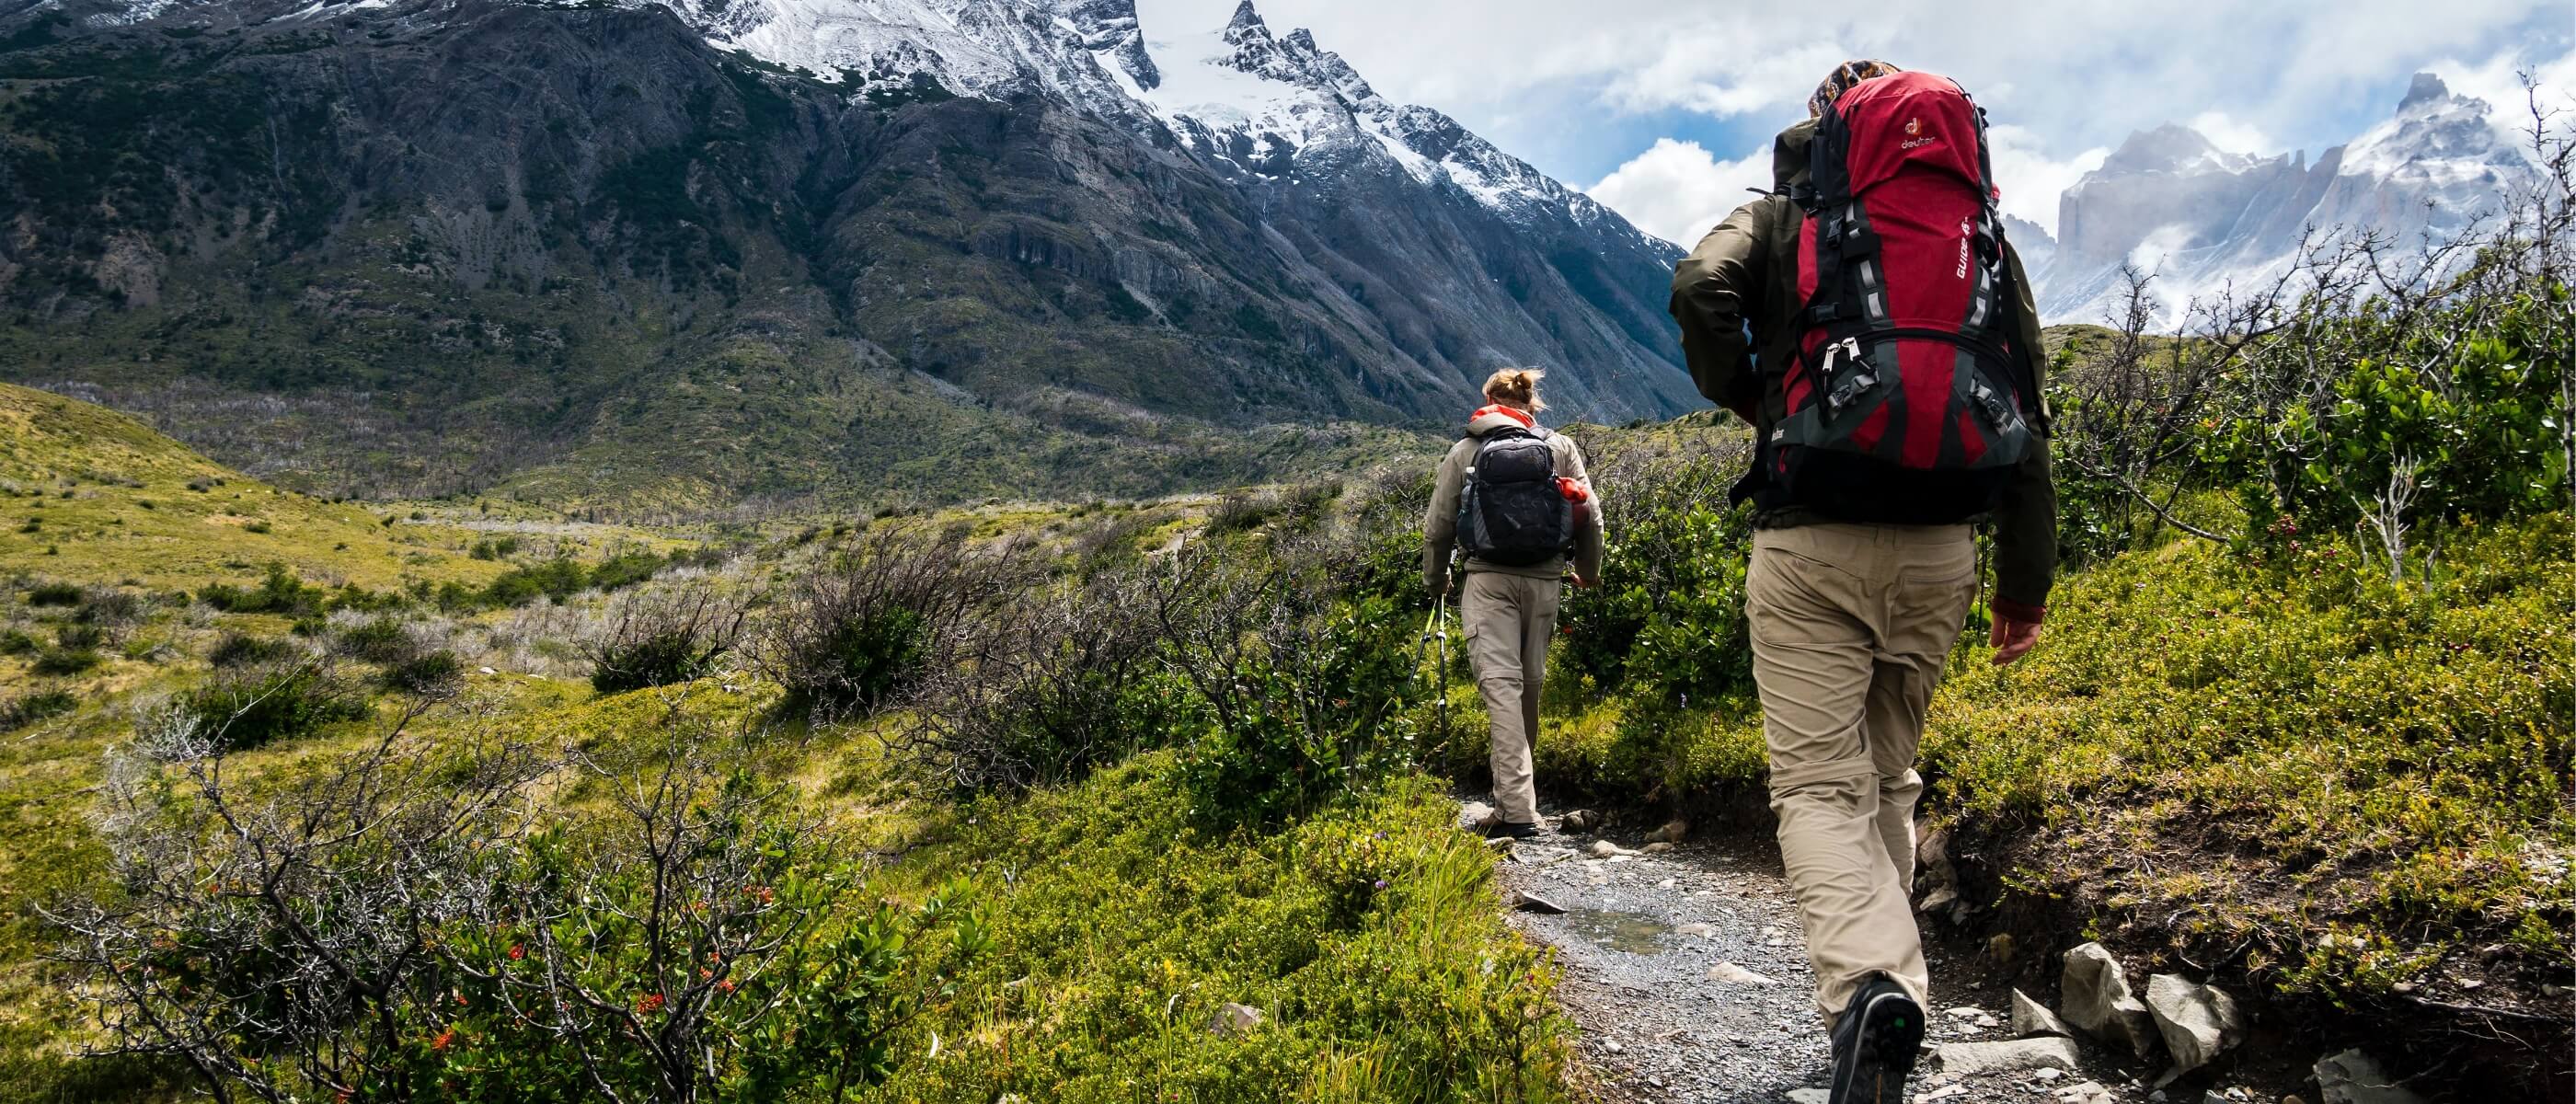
[[1556, 908, 1677, 955]]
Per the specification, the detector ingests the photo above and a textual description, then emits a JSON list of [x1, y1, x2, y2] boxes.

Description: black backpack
[[1456, 428, 1572, 566]]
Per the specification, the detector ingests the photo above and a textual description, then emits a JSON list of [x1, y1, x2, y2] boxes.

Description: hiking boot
[[1483, 819, 1540, 840], [1828, 975, 1924, 1104]]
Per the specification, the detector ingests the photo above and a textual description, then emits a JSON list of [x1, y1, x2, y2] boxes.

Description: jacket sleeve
[[1991, 243, 2058, 623], [1422, 442, 1469, 596], [1560, 438, 1605, 584], [1670, 197, 1782, 423]]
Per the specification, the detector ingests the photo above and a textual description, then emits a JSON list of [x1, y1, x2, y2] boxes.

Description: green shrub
[[25, 581, 80, 606], [54, 622, 104, 650], [30, 646, 100, 676], [331, 616, 419, 664], [1156, 556, 1420, 826], [586, 587, 742, 696], [900, 572, 1178, 794], [197, 566, 323, 616], [0, 689, 75, 730], [380, 650, 462, 696], [55, 719, 986, 1104], [207, 633, 293, 668], [179, 663, 370, 749], [0, 628, 36, 655], [75, 587, 143, 625], [756, 533, 1018, 719], [468, 535, 520, 560]]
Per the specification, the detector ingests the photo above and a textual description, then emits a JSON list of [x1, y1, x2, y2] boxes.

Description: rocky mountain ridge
[[2023, 73, 2535, 323], [0, 0, 1694, 504]]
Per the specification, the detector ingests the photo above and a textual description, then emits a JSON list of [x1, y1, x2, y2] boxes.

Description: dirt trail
[[1472, 803, 2192, 1104]]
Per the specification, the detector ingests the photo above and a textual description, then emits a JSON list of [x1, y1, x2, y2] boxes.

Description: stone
[[2011, 988, 2074, 1038], [1787, 1091, 1831, 1104], [1643, 842, 1674, 855], [1587, 839, 1625, 858], [2313, 1050, 2428, 1104], [1645, 818, 1690, 844], [1558, 809, 1597, 833], [2056, 1082, 2116, 1104], [1919, 1085, 1969, 1101], [1461, 801, 1498, 829], [1916, 827, 1949, 868], [1676, 922, 1714, 937], [1210, 1002, 1263, 1036], [1935, 1036, 2082, 1075], [2061, 942, 2161, 1058], [1511, 891, 1567, 914], [2145, 973, 2244, 1076], [1654, 878, 1675, 890], [1988, 932, 2018, 968], [1708, 960, 1777, 985], [2035, 1068, 2065, 1083]]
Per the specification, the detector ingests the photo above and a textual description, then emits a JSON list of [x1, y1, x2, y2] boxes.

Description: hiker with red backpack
[[1421, 368, 1604, 841], [1670, 61, 2057, 1102]]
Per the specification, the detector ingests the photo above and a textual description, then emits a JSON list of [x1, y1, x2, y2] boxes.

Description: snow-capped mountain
[[0, 0, 1698, 501], [2029, 74, 2534, 324]]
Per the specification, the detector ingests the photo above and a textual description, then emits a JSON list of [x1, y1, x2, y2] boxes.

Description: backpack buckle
[[1819, 338, 1874, 413]]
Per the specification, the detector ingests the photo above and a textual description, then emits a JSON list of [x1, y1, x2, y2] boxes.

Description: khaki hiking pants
[[1746, 523, 1978, 1022], [1462, 570, 1560, 824]]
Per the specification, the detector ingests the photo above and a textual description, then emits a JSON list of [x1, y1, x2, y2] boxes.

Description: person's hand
[[1989, 614, 2041, 666], [1570, 574, 1593, 590]]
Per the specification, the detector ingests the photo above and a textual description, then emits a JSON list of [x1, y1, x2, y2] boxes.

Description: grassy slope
[[0, 382, 505, 591], [0, 393, 1550, 1101]]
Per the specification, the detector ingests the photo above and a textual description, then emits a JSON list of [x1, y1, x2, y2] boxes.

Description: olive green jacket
[[1668, 119, 2058, 621]]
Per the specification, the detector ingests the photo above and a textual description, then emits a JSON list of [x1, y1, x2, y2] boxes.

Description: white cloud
[[2187, 111, 2276, 155], [1152, 0, 2568, 172], [1584, 138, 1771, 247], [1591, 125, 2105, 245], [1986, 124, 2108, 237], [2423, 46, 2576, 138]]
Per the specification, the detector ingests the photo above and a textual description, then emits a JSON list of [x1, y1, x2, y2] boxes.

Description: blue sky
[[1134, 0, 2575, 244]]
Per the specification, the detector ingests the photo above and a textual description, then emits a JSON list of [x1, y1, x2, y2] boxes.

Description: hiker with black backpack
[[1421, 368, 1603, 841], [1669, 61, 2058, 1103]]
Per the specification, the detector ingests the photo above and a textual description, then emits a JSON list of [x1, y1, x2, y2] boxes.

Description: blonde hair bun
[[1482, 367, 1547, 412]]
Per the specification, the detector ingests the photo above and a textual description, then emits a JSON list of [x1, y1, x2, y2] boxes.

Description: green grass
[[1926, 516, 2572, 998], [866, 755, 1570, 1102], [0, 383, 505, 591]]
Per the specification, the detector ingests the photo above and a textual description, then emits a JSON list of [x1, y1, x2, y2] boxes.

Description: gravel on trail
[[1471, 802, 2217, 1104]]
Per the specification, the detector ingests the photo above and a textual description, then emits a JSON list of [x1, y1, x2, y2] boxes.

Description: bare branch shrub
[[751, 528, 1026, 721], [47, 700, 553, 1103], [45, 701, 983, 1102], [582, 580, 747, 695], [891, 566, 1172, 794]]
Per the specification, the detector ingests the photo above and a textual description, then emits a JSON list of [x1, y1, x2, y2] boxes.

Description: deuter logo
[[1955, 219, 1972, 279], [1901, 117, 1938, 150], [1904, 117, 1922, 136]]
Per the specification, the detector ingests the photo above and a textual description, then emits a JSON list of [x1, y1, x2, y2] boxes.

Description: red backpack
[[1757, 71, 2037, 523]]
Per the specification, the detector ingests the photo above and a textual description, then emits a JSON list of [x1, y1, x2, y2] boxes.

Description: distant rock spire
[[2398, 72, 2450, 112], [1225, 0, 1266, 37]]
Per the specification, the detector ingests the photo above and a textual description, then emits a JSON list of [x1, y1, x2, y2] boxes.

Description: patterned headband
[[1809, 60, 1905, 117]]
